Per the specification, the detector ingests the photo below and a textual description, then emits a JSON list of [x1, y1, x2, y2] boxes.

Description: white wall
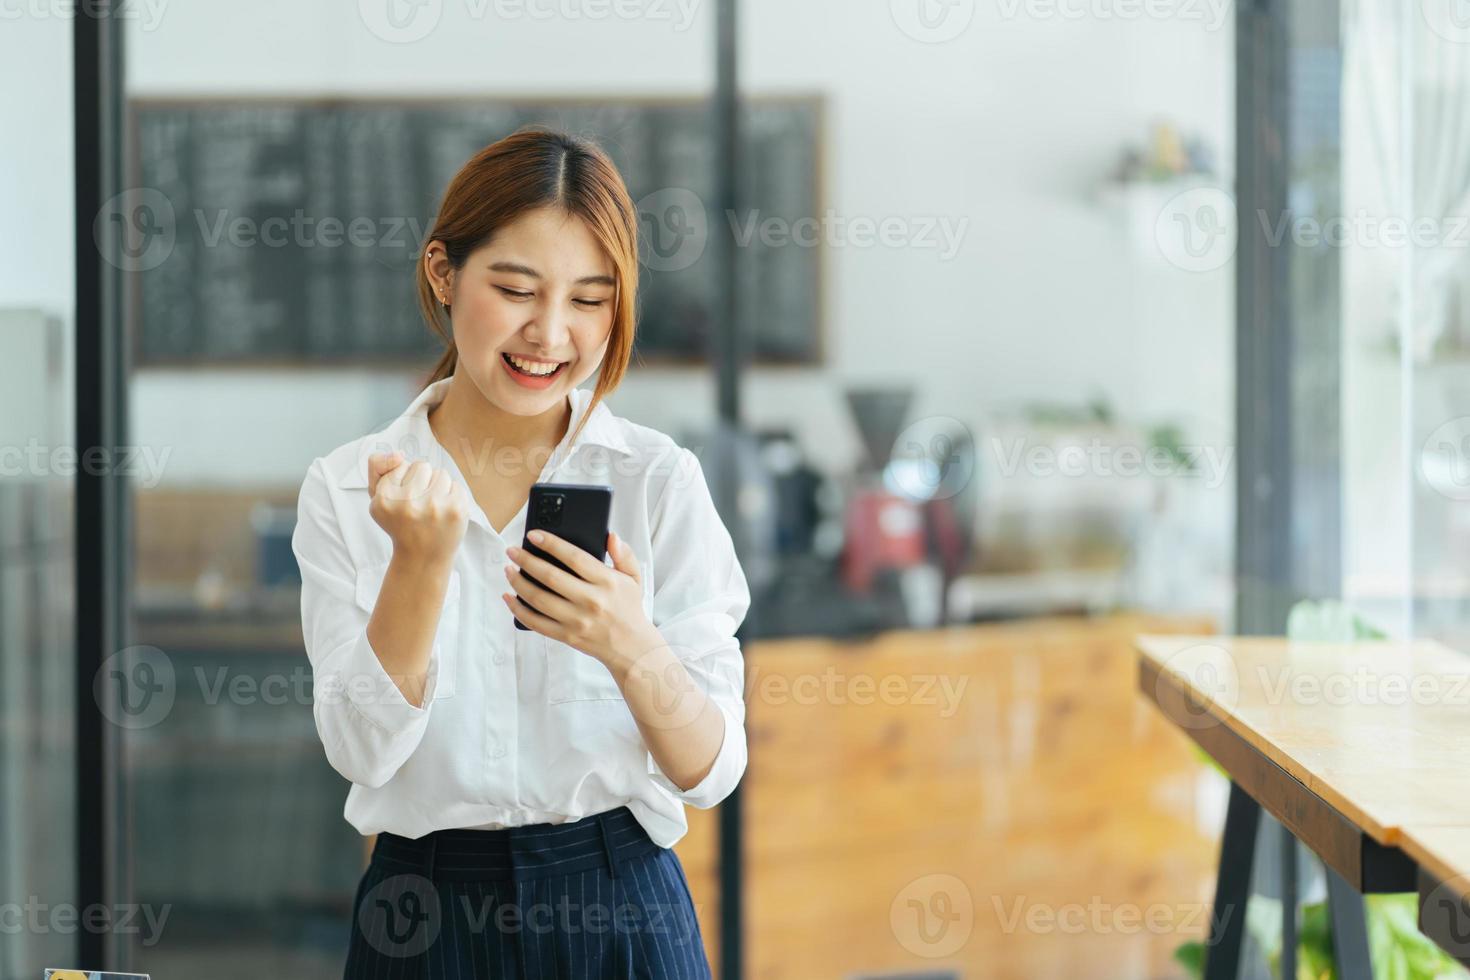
[[111, 1, 1235, 498], [1, 15, 73, 316], [2, 14, 77, 467]]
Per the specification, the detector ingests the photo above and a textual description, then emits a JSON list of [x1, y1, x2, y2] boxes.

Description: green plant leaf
[[1174, 940, 1206, 980]]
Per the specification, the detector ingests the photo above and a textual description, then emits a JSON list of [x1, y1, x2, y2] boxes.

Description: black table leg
[[1327, 866, 1373, 980], [1281, 826, 1297, 980], [1418, 869, 1470, 968], [1205, 781, 1263, 980]]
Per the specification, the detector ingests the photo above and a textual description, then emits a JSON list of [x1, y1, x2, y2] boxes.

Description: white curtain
[[1346, 0, 1470, 360], [1412, 6, 1470, 360]]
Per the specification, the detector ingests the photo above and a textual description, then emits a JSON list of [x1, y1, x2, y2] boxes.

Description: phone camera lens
[[537, 494, 564, 526]]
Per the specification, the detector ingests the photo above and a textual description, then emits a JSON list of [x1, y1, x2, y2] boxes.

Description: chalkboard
[[128, 97, 824, 366]]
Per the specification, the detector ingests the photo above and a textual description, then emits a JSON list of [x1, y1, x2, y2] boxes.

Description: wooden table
[[1138, 634, 1470, 978], [1400, 827, 1470, 965]]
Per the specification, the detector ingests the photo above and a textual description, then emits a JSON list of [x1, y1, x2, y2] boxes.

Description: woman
[[290, 128, 749, 978]]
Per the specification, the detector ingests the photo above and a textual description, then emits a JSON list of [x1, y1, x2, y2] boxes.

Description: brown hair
[[417, 126, 640, 448]]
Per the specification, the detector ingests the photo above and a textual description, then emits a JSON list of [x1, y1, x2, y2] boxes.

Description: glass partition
[[0, 12, 78, 978], [1343, 1, 1470, 646]]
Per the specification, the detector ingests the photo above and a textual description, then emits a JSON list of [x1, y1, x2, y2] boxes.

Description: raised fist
[[366, 451, 470, 565]]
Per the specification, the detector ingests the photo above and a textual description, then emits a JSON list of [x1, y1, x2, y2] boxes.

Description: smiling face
[[427, 206, 617, 416]]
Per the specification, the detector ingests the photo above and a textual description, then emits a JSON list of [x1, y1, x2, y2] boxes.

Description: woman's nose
[[522, 311, 572, 350]]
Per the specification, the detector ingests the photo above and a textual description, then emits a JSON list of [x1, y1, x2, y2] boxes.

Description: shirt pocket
[[353, 561, 462, 699], [540, 571, 661, 704], [543, 636, 626, 704]]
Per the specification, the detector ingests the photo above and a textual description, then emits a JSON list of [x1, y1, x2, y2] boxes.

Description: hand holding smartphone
[[512, 483, 614, 630]]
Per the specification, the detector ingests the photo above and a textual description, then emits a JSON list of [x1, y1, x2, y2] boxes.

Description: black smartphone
[[513, 482, 614, 630]]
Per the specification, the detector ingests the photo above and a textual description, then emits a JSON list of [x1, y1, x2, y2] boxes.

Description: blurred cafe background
[[9, 0, 1470, 976]]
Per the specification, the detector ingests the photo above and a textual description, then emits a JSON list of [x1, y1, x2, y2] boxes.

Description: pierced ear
[[424, 243, 454, 300]]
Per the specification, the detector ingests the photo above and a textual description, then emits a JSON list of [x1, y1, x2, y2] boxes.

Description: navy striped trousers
[[342, 806, 713, 979]]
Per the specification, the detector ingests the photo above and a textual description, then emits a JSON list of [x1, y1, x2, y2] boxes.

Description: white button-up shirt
[[290, 377, 751, 848]]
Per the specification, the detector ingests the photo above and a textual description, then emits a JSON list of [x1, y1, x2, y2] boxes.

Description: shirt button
[[493, 650, 507, 665]]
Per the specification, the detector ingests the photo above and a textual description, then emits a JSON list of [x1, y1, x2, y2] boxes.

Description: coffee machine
[[839, 387, 972, 627]]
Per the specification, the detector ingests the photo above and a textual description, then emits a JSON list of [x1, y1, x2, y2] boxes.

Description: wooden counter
[[676, 613, 1219, 978]]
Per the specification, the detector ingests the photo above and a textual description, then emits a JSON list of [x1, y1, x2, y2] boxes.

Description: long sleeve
[[643, 447, 752, 809], [291, 457, 442, 789]]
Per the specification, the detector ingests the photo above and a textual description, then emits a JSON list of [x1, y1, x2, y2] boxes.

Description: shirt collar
[[336, 377, 632, 490]]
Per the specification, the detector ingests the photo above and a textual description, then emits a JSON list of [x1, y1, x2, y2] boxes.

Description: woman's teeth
[[504, 353, 562, 377]]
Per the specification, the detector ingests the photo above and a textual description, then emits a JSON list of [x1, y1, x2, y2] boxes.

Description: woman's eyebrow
[[488, 261, 615, 287]]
